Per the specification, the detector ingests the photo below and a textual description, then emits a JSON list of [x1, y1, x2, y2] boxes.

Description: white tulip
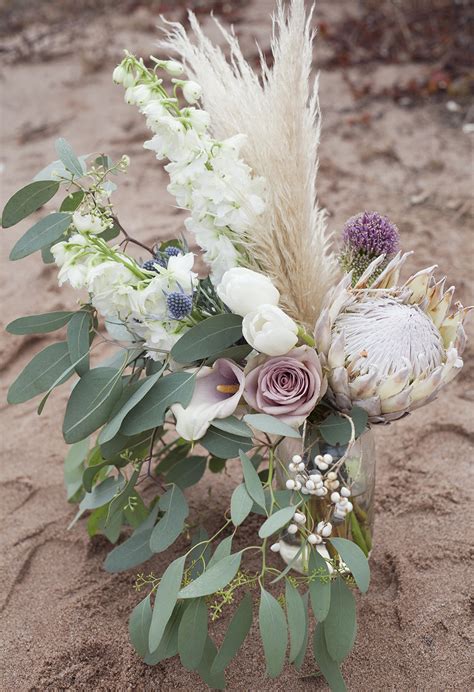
[[182, 80, 202, 104], [216, 267, 280, 317], [242, 304, 298, 356]]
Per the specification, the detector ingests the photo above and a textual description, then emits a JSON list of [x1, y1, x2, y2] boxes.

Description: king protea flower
[[314, 252, 472, 422]]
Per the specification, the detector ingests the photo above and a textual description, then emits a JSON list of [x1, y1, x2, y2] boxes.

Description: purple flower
[[243, 346, 327, 427], [342, 211, 399, 257]]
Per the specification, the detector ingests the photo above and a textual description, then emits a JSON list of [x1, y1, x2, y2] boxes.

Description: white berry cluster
[[114, 52, 266, 282]]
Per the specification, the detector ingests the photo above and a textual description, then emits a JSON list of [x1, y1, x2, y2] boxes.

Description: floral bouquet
[[3, 1, 471, 689]]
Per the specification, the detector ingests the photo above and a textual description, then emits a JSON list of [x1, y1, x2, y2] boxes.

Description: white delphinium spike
[[159, 0, 339, 326]]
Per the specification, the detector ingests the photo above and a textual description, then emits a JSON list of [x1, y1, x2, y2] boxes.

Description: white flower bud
[[310, 472, 322, 482], [346, 501, 353, 512], [270, 542, 281, 553], [317, 461, 329, 471], [295, 481, 302, 491], [327, 471, 337, 481], [286, 479, 296, 490], [122, 70, 136, 88], [113, 64, 126, 84], [315, 488, 326, 497], [164, 60, 184, 77], [301, 487, 309, 495], [321, 523, 332, 538], [340, 487, 351, 498], [339, 497, 349, 506], [292, 454, 302, 464], [287, 524, 298, 535], [120, 154, 130, 168], [294, 512, 306, 524], [288, 462, 296, 472], [331, 492, 341, 503], [323, 454, 333, 464], [298, 462, 305, 471], [72, 212, 92, 232], [305, 479, 315, 491], [307, 533, 322, 545], [182, 80, 202, 104]]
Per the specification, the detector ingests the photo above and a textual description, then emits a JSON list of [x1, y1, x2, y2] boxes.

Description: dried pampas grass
[[160, 0, 338, 327]]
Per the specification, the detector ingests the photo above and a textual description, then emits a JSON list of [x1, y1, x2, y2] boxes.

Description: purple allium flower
[[342, 211, 400, 257], [340, 211, 400, 284], [166, 291, 193, 320]]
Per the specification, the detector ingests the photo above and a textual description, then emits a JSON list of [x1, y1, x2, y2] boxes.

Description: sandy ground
[[1, 1, 473, 690]]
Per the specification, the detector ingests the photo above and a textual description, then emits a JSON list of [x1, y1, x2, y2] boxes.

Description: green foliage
[[55, 137, 86, 178], [196, 637, 226, 690], [230, 484, 253, 527], [150, 485, 189, 553], [313, 622, 347, 692], [9, 212, 71, 260], [122, 372, 195, 435], [210, 416, 252, 438], [244, 413, 301, 439], [207, 535, 233, 569], [239, 451, 266, 510], [292, 592, 309, 671], [308, 548, 331, 622], [59, 190, 85, 212], [285, 580, 307, 663], [129, 594, 152, 658], [165, 455, 207, 488], [171, 313, 243, 363], [178, 597, 208, 670], [324, 578, 357, 663], [104, 505, 160, 573], [63, 367, 124, 443], [330, 538, 370, 593], [201, 428, 253, 459], [258, 505, 298, 539], [67, 309, 92, 376], [318, 406, 369, 446], [149, 556, 186, 651], [259, 587, 288, 678], [2, 180, 59, 228], [179, 553, 243, 599], [7, 342, 72, 404], [6, 311, 75, 335], [211, 592, 253, 674], [64, 438, 89, 501]]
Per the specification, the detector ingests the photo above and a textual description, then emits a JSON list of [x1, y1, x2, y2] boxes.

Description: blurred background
[[1, 1, 473, 690]]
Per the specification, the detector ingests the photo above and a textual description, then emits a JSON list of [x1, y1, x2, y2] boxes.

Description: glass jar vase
[[275, 424, 376, 572]]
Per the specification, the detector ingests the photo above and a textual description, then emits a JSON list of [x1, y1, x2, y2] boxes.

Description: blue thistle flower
[[164, 246, 182, 258], [142, 257, 165, 272], [340, 211, 400, 284], [166, 291, 193, 320]]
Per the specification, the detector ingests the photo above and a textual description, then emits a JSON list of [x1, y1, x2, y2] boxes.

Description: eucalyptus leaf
[[145, 603, 184, 665], [313, 622, 347, 692], [107, 469, 139, 525], [7, 341, 72, 404], [259, 587, 288, 678], [122, 372, 195, 435], [286, 581, 307, 663], [129, 594, 152, 658], [324, 577, 357, 662], [244, 413, 301, 439], [210, 416, 252, 438], [2, 180, 59, 228], [55, 137, 85, 178], [205, 343, 252, 365], [179, 552, 242, 599], [196, 636, 226, 690], [207, 535, 233, 569], [293, 592, 309, 671], [79, 475, 125, 512], [330, 538, 370, 593], [188, 527, 211, 579], [230, 484, 253, 527], [60, 190, 85, 212], [67, 310, 91, 376], [171, 313, 243, 364], [258, 505, 298, 539], [239, 451, 266, 510], [100, 430, 153, 461], [10, 212, 72, 260], [309, 548, 331, 622], [6, 311, 74, 335], [211, 592, 253, 674], [63, 367, 124, 443], [178, 597, 208, 670], [64, 438, 89, 500], [165, 455, 206, 489], [149, 556, 186, 652], [201, 428, 253, 459], [149, 485, 188, 553], [319, 407, 369, 446], [99, 372, 163, 443]]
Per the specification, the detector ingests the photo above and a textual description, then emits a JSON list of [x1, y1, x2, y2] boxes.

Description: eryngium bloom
[[314, 253, 472, 422], [339, 211, 400, 285]]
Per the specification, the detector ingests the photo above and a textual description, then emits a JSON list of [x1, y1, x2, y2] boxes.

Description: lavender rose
[[244, 346, 327, 426]]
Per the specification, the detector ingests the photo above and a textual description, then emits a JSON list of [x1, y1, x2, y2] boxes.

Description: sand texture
[[1, 1, 473, 689]]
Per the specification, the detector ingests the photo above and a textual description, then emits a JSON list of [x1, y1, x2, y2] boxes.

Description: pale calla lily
[[171, 359, 245, 441]]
